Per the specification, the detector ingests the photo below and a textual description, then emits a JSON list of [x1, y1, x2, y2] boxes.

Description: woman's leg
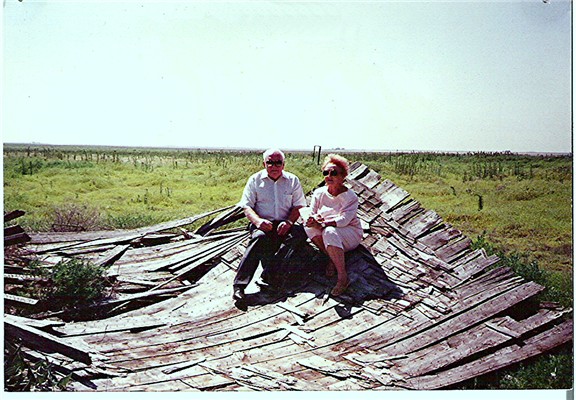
[[321, 227, 351, 295], [326, 244, 348, 295], [309, 235, 336, 277]]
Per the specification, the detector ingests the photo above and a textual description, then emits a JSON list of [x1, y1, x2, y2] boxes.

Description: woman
[[304, 154, 363, 296]]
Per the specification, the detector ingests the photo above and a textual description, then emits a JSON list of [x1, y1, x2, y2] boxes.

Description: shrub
[[50, 203, 102, 232], [4, 341, 72, 391], [19, 259, 109, 312], [48, 259, 108, 308]]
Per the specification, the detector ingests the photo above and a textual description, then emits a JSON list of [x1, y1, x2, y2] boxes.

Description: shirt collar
[[260, 169, 287, 181]]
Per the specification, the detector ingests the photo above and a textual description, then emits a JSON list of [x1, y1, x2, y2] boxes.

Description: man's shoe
[[254, 278, 271, 290], [232, 287, 245, 302]]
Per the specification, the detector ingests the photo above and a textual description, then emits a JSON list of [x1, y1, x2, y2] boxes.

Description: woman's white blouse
[[309, 186, 362, 230]]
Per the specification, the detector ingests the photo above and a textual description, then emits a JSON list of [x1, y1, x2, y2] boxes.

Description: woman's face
[[322, 163, 345, 186]]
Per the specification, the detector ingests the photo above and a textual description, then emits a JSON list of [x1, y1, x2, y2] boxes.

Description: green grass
[[4, 145, 572, 274]]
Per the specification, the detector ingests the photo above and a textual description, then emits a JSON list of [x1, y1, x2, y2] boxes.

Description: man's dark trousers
[[233, 222, 307, 289]]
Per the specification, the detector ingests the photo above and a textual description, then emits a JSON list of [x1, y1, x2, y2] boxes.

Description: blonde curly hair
[[322, 154, 350, 177]]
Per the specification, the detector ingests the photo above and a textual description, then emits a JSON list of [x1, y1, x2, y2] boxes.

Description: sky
[[1, 0, 572, 153]]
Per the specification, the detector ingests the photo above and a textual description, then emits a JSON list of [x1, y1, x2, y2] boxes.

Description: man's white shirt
[[238, 170, 307, 221]]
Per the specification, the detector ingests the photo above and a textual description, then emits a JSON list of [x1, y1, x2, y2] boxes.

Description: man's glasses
[[322, 170, 339, 177], [266, 160, 284, 167]]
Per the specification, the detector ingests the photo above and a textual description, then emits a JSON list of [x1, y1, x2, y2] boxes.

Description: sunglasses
[[322, 169, 339, 177], [265, 160, 284, 167]]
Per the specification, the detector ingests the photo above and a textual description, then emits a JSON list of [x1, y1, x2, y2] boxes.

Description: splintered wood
[[4, 163, 572, 392]]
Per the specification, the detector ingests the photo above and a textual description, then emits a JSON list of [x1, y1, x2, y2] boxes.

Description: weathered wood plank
[[452, 253, 501, 282], [83, 299, 286, 354], [70, 364, 209, 391], [104, 325, 291, 374], [297, 354, 361, 379], [4, 273, 45, 284], [194, 205, 246, 236], [434, 236, 473, 262], [402, 209, 443, 239], [113, 232, 245, 273], [45, 286, 190, 321], [390, 200, 423, 225], [376, 281, 545, 355], [53, 314, 169, 337], [4, 210, 25, 223], [356, 170, 381, 189], [96, 292, 313, 357], [104, 235, 203, 263], [4, 232, 32, 246], [387, 308, 568, 378], [404, 320, 573, 390], [340, 271, 532, 353], [167, 233, 247, 272], [417, 225, 462, 251], [357, 207, 382, 225], [5, 314, 65, 329], [29, 230, 133, 246], [347, 163, 369, 180], [5, 319, 94, 364], [179, 371, 236, 390], [454, 266, 519, 300], [4, 293, 39, 308], [95, 244, 131, 267], [4, 224, 25, 237], [228, 363, 323, 390], [57, 244, 118, 256], [375, 181, 410, 212], [496, 308, 571, 335]]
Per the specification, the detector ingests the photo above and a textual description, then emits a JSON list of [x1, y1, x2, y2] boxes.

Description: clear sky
[[2, 0, 572, 153]]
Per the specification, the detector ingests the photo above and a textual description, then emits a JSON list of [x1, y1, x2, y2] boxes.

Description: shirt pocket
[[283, 194, 293, 206]]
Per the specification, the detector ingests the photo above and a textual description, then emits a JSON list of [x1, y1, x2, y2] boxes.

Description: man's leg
[[261, 224, 308, 285], [234, 229, 270, 290]]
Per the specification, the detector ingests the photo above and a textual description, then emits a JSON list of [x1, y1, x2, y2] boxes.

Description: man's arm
[[276, 205, 303, 236], [244, 206, 274, 232], [286, 206, 303, 225]]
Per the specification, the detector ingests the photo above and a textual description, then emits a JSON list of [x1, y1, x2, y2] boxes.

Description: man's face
[[264, 153, 284, 180]]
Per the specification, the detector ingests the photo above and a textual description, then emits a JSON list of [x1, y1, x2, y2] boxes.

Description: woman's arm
[[332, 191, 359, 227]]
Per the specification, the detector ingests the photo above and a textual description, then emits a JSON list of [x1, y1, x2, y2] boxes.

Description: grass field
[[4, 144, 572, 273], [2, 143, 573, 389]]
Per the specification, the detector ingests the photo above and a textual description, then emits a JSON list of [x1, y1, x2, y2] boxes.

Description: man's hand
[[277, 221, 292, 237], [256, 218, 274, 232]]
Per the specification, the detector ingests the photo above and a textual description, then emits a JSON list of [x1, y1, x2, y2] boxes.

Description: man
[[233, 148, 307, 304]]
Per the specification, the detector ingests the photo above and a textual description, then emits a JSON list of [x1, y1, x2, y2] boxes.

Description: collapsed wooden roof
[[4, 162, 573, 391]]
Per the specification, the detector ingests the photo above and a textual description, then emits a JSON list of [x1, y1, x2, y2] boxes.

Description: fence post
[[313, 145, 322, 165]]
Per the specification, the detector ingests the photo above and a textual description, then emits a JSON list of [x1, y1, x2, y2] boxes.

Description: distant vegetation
[[4, 144, 571, 274], [2, 143, 573, 389]]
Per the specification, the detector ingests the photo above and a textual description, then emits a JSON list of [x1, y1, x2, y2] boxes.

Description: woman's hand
[[306, 214, 324, 228]]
